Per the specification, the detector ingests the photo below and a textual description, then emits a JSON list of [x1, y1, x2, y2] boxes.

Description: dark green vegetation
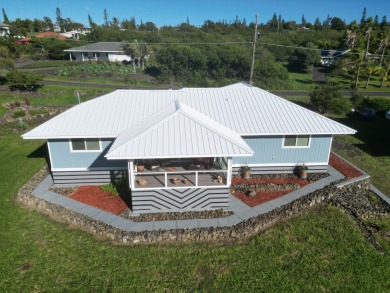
[[1, 8, 389, 90], [0, 84, 389, 291]]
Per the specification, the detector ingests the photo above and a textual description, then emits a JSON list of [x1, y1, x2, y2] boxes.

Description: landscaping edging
[[15, 165, 389, 245]]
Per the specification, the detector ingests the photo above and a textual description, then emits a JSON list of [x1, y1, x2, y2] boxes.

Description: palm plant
[[364, 60, 380, 88]]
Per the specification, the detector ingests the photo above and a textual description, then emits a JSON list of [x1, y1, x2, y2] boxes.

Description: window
[[70, 139, 101, 152], [283, 135, 310, 148]]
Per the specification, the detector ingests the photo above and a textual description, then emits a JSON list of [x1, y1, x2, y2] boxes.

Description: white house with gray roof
[[23, 83, 356, 213], [64, 42, 131, 62]]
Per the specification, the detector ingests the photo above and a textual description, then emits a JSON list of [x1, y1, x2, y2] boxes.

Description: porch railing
[[132, 169, 228, 190]]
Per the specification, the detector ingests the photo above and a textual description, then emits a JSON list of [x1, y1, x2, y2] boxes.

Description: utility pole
[[249, 14, 258, 85]]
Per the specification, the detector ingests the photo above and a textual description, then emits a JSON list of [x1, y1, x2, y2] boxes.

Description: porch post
[[227, 157, 232, 185], [129, 160, 134, 188], [82, 53, 85, 61], [69, 53, 72, 61]]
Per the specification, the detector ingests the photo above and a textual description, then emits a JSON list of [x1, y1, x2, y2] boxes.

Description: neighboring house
[[0, 22, 10, 37], [54, 24, 61, 32], [14, 31, 67, 45], [61, 27, 93, 39], [320, 49, 350, 66], [64, 42, 131, 62], [22, 83, 356, 213]]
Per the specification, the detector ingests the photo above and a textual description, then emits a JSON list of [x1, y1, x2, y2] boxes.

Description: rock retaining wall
[[15, 167, 389, 245]]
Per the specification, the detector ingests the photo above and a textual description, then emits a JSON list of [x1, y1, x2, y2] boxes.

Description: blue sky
[[2, 0, 389, 27]]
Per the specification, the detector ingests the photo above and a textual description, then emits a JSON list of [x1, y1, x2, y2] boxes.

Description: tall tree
[[360, 7, 367, 27], [314, 17, 322, 30], [56, 7, 62, 26], [364, 59, 380, 88], [301, 14, 306, 27], [104, 9, 110, 27], [2, 8, 9, 23], [43, 16, 54, 31], [88, 14, 95, 27], [364, 17, 374, 56]]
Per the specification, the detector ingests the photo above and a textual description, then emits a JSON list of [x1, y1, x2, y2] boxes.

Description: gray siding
[[233, 135, 332, 165], [52, 170, 127, 186], [132, 187, 229, 213], [48, 139, 127, 170]]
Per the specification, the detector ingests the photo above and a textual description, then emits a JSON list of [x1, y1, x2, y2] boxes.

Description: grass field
[[1, 82, 390, 291]]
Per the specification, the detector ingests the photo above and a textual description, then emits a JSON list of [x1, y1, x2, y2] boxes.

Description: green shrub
[[100, 183, 119, 196], [12, 110, 26, 118], [55, 62, 136, 81], [6, 70, 44, 91], [29, 109, 49, 116], [310, 84, 350, 114]]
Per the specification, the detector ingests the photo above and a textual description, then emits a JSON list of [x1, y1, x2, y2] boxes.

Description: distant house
[[0, 22, 10, 37], [320, 49, 350, 66], [14, 31, 67, 45], [61, 27, 93, 39], [64, 42, 131, 62], [22, 83, 356, 213]]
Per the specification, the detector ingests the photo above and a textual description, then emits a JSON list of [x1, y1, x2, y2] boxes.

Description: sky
[[1, 0, 389, 27]]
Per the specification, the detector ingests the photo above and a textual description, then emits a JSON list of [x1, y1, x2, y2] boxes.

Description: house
[[14, 31, 67, 45], [320, 49, 350, 66], [22, 83, 356, 213], [61, 27, 93, 39], [64, 42, 131, 62], [0, 22, 10, 37]]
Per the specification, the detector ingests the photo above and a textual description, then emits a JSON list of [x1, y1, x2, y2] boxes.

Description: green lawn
[[21, 60, 75, 69], [1, 82, 390, 291], [0, 85, 114, 108], [328, 74, 390, 92]]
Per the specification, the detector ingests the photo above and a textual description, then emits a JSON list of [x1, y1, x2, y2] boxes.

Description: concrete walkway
[[31, 166, 347, 232]]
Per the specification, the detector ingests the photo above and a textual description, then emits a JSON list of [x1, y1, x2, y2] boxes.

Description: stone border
[[12, 165, 353, 244], [15, 153, 390, 245]]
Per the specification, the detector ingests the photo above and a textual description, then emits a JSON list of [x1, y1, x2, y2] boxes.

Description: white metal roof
[[22, 84, 356, 141], [105, 100, 254, 159]]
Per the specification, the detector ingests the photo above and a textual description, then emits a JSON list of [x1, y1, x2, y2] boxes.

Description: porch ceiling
[[105, 100, 254, 160]]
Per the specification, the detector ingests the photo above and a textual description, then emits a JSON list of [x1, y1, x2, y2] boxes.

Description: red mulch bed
[[329, 153, 363, 179], [231, 177, 310, 207], [68, 154, 363, 212], [69, 186, 128, 215]]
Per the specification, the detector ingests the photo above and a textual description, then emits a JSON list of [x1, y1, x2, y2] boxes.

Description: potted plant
[[242, 165, 251, 180], [298, 163, 308, 179]]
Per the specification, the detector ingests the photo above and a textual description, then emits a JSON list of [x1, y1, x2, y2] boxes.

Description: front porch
[[130, 158, 230, 190]]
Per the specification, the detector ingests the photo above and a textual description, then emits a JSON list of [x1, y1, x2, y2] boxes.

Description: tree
[[360, 7, 367, 27], [88, 14, 95, 27], [287, 43, 320, 73], [43, 16, 54, 31], [330, 17, 346, 31], [0, 46, 14, 70], [104, 9, 110, 27], [378, 60, 390, 87], [301, 14, 306, 27], [363, 60, 380, 88], [314, 18, 322, 30], [56, 7, 63, 27], [309, 84, 350, 114], [122, 40, 150, 71], [341, 49, 365, 89], [6, 70, 43, 91], [2, 8, 9, 23]]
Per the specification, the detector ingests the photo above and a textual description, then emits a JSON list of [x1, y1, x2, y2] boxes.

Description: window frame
[[282, 135, 311, 148], [69, 138, 102, 152]]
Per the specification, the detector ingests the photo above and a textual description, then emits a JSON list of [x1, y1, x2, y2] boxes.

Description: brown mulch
[[329, 153, 364, 179], [69, 186, 128, 215]]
